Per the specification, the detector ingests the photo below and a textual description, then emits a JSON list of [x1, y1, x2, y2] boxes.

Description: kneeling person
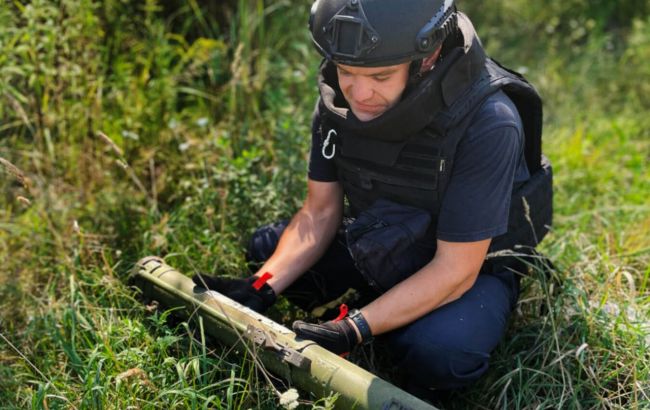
[[195, 0, 553, 396]]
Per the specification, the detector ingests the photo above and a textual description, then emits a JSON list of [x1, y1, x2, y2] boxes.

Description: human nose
[[351, 77, 374, 102]]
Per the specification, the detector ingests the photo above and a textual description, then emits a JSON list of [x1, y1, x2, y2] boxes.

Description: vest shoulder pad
[[439, 58, 544, 172]]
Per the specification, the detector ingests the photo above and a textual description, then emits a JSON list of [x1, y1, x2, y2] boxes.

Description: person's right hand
[[292, 318, 359, 355], [191, 273, 276, 313]]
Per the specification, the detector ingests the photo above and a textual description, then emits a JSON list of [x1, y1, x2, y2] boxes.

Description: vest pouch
[[345, 199, 433, 292]]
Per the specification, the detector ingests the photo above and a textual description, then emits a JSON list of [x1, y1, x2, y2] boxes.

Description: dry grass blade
[[95, 131, 150, 200], [115, 367, 156, 389], [0, 331, 77, 409], [16, 196, 31, 206], [3, 92, 35, 135], [96, 131, 124, 157], [0, 156, 31, 190]]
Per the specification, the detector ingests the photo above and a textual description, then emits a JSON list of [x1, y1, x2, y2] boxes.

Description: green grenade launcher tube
[[130, 256, 437, 410]]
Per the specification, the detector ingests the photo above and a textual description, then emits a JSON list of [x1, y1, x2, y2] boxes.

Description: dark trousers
[[246, 220, 520, 392]]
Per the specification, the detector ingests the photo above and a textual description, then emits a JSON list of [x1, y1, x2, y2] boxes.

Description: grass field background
[[1, 0, 649, 408]]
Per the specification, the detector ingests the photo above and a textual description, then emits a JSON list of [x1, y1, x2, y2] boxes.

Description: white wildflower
[[279, 388, 299, 410]]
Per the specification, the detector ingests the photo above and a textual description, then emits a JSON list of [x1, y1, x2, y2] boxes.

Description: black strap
[[349, 309, 373, 343]]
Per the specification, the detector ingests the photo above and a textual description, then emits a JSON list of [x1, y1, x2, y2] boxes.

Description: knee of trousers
[[246, 220, 289, 264], [392, 340, 491, 390]]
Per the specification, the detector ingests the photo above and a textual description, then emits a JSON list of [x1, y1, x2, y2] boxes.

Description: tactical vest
[[316, 14, 553, 285]]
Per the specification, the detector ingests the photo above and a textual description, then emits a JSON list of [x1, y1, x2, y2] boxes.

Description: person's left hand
[[292, 318, 359, 355]]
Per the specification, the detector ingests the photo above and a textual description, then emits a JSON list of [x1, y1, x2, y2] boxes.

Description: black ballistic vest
[[315, 14, 553, 285]]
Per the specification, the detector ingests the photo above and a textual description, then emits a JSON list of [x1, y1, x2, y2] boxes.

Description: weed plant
[[1, 0, 649, 409]]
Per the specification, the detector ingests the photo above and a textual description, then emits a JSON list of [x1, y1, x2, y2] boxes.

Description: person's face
[[336, 62, 410, 122]]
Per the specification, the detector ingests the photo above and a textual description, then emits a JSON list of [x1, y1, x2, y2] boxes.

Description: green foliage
[[1, 0, 648, 408], [0, 0, 317, 408]]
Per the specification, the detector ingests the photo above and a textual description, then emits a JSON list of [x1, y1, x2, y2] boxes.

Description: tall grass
[[1, 1, 315, 408], [1, 0, 649, 408]]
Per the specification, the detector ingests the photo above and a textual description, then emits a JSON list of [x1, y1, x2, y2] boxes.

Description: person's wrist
[[348, 309, 373, 344], [345, 318, 362, 344]]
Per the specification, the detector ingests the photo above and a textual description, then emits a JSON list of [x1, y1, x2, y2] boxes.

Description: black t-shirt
[[308, 90, 529, 243]]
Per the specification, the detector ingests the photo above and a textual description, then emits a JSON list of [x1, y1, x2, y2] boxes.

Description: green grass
[[1, 0, 649, 409]]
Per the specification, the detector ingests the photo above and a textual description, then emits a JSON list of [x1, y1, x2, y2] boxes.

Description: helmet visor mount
[[416, 0, 457, 54], [324, 1, 380, 61], [311, 0, 457, 67]]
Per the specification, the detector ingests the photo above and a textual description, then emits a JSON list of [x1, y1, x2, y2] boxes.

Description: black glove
[[292, 318, 360, 355], [192, 273, 276, 313]]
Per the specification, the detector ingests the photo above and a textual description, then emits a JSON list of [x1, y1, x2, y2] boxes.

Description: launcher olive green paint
[[131, 256, 437, 410]]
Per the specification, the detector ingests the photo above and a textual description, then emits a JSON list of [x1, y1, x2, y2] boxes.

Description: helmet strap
[[404, 59, 426, 97], [409, 59, 424, 78]]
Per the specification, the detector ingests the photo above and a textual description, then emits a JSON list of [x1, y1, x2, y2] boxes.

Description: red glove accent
[[252, 272, 273, 290], [334, 304, 349, 322]]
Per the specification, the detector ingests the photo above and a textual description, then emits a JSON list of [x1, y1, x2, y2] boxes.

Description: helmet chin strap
[[403, 60, 426, 97], [407, 46, 441, 84], [409, 23, 463, 85], [409, 59, 424, 78], [402, 43, 444, 98]]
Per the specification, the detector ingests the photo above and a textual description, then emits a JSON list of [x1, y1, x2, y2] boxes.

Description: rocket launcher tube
[[131, 256, 437, 410]]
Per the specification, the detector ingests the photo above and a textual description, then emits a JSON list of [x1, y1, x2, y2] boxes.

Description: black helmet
[[309, 0, 457, 67]]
